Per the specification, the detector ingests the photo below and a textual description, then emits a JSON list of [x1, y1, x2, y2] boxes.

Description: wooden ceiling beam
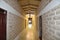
[[21, 4, 39, 7], [22, 7, 37, 9], [23, 8, 37, 11]]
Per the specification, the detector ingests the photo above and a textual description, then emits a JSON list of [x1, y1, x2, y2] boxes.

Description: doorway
[[0, 8, 7, 40], [39, 16, 42, 40]]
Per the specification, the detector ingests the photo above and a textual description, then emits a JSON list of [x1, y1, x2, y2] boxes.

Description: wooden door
[[0, 8, 7, 40]]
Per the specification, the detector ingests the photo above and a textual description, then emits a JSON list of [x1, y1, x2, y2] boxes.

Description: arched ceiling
[[18, 0, 41, 14]]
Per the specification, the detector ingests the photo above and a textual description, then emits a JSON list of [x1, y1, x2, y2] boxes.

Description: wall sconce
[[28, 18, 32, 28]]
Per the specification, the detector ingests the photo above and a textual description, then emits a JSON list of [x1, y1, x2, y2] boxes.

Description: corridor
[[17, 13, 39, 40], [18, 28, 39, 40], [0, 0, 60, 40]]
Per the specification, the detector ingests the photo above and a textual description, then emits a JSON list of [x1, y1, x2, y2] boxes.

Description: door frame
[[38, 16, 42, 40]]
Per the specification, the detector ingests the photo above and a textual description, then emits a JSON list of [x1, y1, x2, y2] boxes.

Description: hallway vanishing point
[[0, 0, 60, 40]]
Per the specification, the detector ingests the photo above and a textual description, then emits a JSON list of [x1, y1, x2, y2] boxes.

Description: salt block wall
[[1, 0, 25, 40], [7, 12, 25, 40], [42, 4, 60, 40]]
